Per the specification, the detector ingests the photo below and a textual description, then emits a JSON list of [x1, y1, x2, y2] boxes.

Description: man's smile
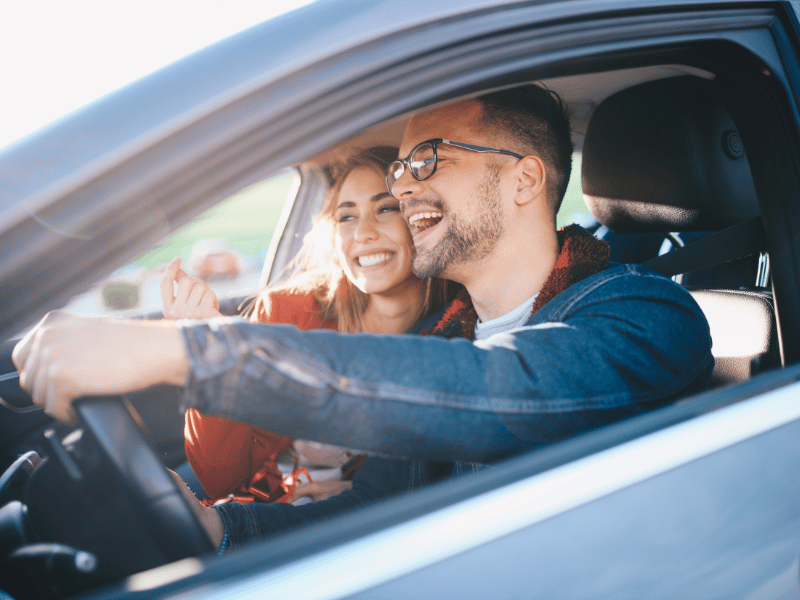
[[407, 211, 443, 235]]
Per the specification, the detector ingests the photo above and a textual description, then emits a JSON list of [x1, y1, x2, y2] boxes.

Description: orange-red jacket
[[184, 290, 337, 501]]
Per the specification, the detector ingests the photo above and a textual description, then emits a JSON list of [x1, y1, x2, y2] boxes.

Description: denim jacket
[[179, 263, 714, 466]]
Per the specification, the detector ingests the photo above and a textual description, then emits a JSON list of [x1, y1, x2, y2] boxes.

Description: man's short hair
[[477, 85, 573, 213]]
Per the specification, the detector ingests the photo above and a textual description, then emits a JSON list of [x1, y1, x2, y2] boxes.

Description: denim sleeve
[[179, 266, 713, 464]]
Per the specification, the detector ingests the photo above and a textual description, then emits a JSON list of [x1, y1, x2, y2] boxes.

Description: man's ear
[[513, 155, 547, 206]]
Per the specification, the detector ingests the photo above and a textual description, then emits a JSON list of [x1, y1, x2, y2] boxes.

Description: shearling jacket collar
[[423, 224, 610, 340]]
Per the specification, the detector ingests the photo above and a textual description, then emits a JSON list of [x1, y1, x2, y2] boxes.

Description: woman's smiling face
[[334, 167, 418, 296]]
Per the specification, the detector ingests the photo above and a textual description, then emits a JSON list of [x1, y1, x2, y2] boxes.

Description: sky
[[0, 0, 316, 151]]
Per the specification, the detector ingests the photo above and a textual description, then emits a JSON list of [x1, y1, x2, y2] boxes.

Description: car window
[[63, 169, 300, 316], [557, 152, 591, 228]]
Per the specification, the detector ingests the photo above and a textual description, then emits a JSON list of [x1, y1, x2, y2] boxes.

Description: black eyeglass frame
[[386, 138, 523, 196]]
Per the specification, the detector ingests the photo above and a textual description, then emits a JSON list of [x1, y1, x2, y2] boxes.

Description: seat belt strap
[[642, 216, 766, 277]]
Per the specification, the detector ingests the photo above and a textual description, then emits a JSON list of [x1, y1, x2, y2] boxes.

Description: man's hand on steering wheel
[[12, 311, 188, 424]]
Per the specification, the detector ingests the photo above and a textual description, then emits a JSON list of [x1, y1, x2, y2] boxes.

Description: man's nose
[[389, 166, 423, 199]]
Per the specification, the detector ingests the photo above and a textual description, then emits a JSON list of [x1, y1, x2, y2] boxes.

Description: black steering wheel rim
[[72, 395, 214, 563]]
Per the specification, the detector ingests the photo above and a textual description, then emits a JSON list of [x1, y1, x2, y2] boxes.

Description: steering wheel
[[75, 396, 214, 556], [6, 394, 214, 588]]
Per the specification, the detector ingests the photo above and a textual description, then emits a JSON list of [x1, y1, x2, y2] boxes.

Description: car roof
[[0, 0, 722, 221]]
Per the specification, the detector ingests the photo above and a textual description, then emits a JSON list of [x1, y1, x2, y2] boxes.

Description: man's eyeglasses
[[386, 138, 523, 197]]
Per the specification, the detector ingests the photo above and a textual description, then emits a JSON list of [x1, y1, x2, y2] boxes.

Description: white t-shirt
[[474, 293, 539, 341]]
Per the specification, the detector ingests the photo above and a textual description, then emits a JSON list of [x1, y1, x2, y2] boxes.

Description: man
[[13, 86, 714, 551]]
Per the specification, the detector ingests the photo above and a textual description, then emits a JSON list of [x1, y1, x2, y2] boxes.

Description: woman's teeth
[[408, 211, 443, 230], [358, 252, 393, 267]]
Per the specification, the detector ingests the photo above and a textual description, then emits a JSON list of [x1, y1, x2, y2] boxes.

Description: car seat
[[581, 75, 778, 387]]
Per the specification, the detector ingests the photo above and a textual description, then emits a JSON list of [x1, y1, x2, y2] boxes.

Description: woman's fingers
[[199, 290, 222, 318], [161, 258, 220, 319], [170, 268, 197, 317], [173, 277, 220, 319], [290, 480, 353, 503], [160, 257, 183, 318], [185, 281, 209, 317]]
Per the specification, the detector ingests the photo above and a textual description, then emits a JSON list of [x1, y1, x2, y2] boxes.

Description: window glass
[[557, 153, 593, 229], [64, 169, 300, 315]]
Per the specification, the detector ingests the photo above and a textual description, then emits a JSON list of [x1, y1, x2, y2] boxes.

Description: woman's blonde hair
[[247, 146, 454, 332]]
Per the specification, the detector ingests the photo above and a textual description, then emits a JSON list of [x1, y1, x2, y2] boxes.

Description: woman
[[161, 146, 452, 505]]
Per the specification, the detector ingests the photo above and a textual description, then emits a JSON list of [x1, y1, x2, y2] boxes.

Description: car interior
[[0, 53, 790, 598], [581, 73, 776, 387], [304, 66, 779, 388]]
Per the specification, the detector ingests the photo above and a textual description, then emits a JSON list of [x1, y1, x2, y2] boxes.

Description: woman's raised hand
[[160, 257, 222, 319]]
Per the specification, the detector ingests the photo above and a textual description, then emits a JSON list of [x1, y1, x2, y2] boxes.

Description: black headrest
[[582, 76, 759, 233]]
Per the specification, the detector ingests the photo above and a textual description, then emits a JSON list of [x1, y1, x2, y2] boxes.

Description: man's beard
[[412, 166, 505, 279]]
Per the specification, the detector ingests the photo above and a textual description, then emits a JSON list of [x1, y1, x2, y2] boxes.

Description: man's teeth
[[408, 211, 443, 229], [358, 253, 393, 267]]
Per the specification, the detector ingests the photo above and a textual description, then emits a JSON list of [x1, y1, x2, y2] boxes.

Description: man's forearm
[[176, 269, 714, 463]]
